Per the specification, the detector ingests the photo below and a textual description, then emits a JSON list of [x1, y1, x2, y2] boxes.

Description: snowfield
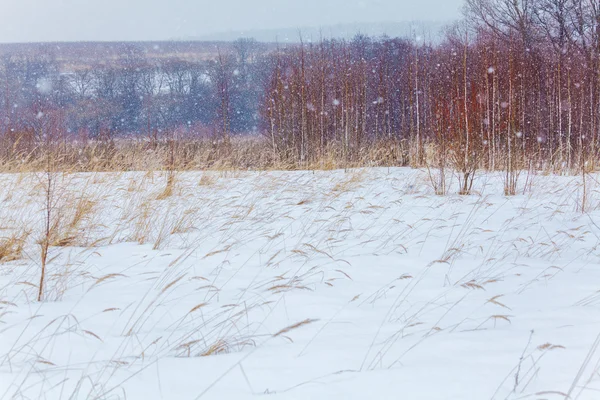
[[1, 168, 600, 399]]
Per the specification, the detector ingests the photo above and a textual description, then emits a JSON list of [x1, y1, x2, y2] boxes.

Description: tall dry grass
[[1, 135, 596, 191], [0, 135, 415, 173]]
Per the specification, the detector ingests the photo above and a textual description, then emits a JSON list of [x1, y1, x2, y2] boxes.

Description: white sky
[[0, 0, 464, 43]]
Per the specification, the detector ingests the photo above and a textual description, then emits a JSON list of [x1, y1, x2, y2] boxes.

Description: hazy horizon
[[0, 0, 463, 43]]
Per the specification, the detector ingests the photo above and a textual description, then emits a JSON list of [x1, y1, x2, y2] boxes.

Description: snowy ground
[[1, 168, 600, 399]]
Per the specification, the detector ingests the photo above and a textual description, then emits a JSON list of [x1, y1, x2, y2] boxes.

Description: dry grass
[[0, 137, 424, 173], [331, 170, 366, 194], [273, 318, 319, 338], [0, 231, 29, 263], [198, 173, 217, 186], [52, 194, 97, 247]]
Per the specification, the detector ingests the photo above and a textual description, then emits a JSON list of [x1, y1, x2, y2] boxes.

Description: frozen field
[[1, 168, 600, 399]]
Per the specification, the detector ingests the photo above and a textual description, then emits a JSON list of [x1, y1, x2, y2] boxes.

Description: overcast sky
[[0, 0, 464, 43]]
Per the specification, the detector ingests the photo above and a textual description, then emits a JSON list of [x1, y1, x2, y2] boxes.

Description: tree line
[[2, 0, 600, 178], [0, 39, 265, 146], [260, 0, 600, 175]]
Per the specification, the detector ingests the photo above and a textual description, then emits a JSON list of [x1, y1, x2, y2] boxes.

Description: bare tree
[[69, 68, 95, 99], [464, 0, 539, 47]]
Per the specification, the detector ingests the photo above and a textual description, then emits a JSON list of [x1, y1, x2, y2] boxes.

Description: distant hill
[[0, 21, 450, 71], [185, 21, 451, 43], [0, 41, 237, 64], [0, 41, 278, 70]]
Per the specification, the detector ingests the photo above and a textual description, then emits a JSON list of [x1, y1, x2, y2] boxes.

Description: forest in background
[[2, 0, 600, 187]]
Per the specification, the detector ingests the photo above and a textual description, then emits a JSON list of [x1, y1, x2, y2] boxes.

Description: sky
[[0, 0, 464, 43]]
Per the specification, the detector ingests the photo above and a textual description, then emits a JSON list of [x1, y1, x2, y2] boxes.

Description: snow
[[0, 168, 599, 399]]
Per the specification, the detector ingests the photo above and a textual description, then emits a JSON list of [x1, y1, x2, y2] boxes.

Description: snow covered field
[[1, 168, 600, 399]]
